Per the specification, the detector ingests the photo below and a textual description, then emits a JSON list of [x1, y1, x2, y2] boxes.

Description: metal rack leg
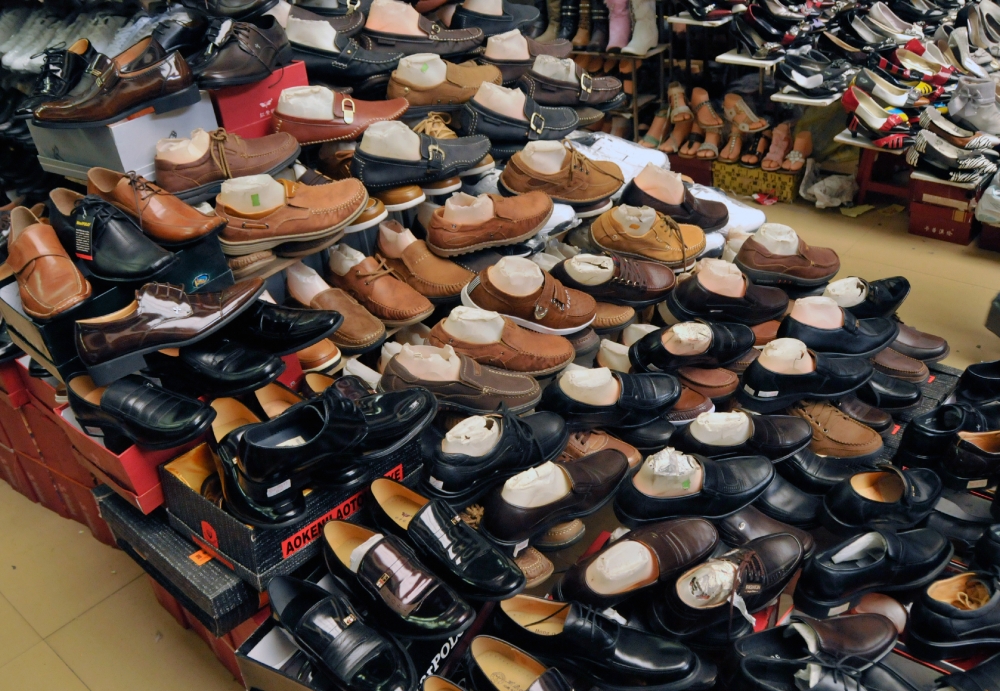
[[631, 56, 639, 141]]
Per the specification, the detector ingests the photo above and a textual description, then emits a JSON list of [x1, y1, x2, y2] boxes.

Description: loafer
[[629, 322, 755, 372], [457, 95, 580, 143], [369, 478, 525, 601], [674, 412, 812, 463], [480, 449, 630, 555], [943, 430, 1000, 490], [790, 401, 884, 464], [427, 318, 574, 377], [833, 395, 893, 434], [612, 416, 678, 453], [323, 521, 475, 638], [227, 301, 343, 356], [870, 346, 929, 383], [364, 16, 484, 58], [517, 65, 626, 112], [821, 465, 942, 535], [667, 272, 789, 327], [856, 370, 922, 410], [841, 276, 911, 319], [614, 453, 774, 526], [556, 518, 719, 608], [477, 35, 573, 85], [734, 231, 840, 288], [539, 371, 681, 431], [717, 506, 815, 559], [548, 253, 675, 309], [292, 33, 403, 85], [777, 447, 882, 494], [351, 133, 491, 190], [620, 179, 729, 232], [267, 576, 416, 691], [558, 429, 642, 468], [908, 572, 1000, 659], [736, 656, 909, 691], [67, 374, 215, 451], [144, 337, 285, 397], [287, 3, 365, 36], [273, 90, 410, 145], [451, 0, 540, 36], [751, 472, 822, 529], [467, 637, 574, 691], [739, 349, 873, 414], [492, 595, 716, 691], [418, 408, 568, 507], [678, 367, 739, 403], [776, 310, 900, 359], [891, 321, 949, 362], [794, 528, 953, 618], [957, 360, 1000, 406], [895, 403, 998, 470]]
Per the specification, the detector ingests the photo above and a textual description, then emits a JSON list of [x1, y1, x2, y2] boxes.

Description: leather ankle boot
[[605, 0, 632, 50], [538, 0, 562, 41], [526, 0, 548, 37], [950, 76, 1000, 135], [557, 0, 581, 39], [573, 0, 591, 48], [587, 0, 610, 51]]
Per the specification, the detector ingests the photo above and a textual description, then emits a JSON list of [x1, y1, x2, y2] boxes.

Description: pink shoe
[[605, 0, 631, 50]]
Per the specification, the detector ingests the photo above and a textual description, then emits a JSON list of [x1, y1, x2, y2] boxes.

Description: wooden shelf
[[771, 91, 842, 107], [571, 44, 670, 59]]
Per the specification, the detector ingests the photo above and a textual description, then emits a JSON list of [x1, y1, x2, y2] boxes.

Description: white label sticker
[[828, 603, 850, 616], [513, 539, 529, 557], [428, 477, 444, 490], [277, 436, 307, 448], [267, 479, 292, 497], [743, 385, 755, 395], [968, 479, 989, 489], [84, 426, 105, 436]]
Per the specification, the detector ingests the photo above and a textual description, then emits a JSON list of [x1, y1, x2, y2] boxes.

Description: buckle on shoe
[[342, 97, 356, 125], [347, 0, 361, 11], [580, 72, 593, 94], [529, 112, 546, 134], [534, 303, 549, 320], [429, 23, 442, 33], [427, 144, 446, 167]]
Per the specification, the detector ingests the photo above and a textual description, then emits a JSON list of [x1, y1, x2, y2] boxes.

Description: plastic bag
[[799, 159, 858, 208], [976, 171, 1000, 224]]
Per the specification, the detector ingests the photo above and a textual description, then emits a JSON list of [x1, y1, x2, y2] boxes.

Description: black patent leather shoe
[[855, 370, 922, 411], [0, 323, 23, 365], [778, 447, 880, 493], [451, 0, 540, 36], [629, 322, 755, 372], [739, 351, 873, 414], [821, 465, 942, 535], [228, 301, 342, 356], [291, 33, 403, 85], [752, 472, 822, 529], [267, 576, 416, 691], [144, 337, 285, 397], [956, 360, 1000, 406], [67, 374, 215, 451], [151, 8, 210, 56], [14, 39, 97, 121], [351, 133, 491, 190], [368, 478, 525, 601], [842, 277, 911, 319], [456, 96, 580, 143], [612, 416, 677, 454], [716, 505, 816, 559], [667, 272, 789, 326], [942, 430, 1000, 491], [893, 403, 996, 469], [468, 637, 575, 691], [794, 528, 953, 618], [493, 595, 716, 691], [673, 413, 811, 463], [349, 388, 437, 464], [48, 190, 176, 283], [323, 520, 475, 639], [539, 372, 681, 431], [730, 16, 786, 59], [777, 311, 899, 359], [418, 408, 567, 507]]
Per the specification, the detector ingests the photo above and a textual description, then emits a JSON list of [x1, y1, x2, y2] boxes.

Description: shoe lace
[[651, 213, 689, 268], [727, 549, 766, 636], [412, 112, 457, 140], [29, 44, 67, 96], [360, 255, 402, 285], [609, 253, 647, 292], [74, 196, 127, 226], [803, 650, 869, 691], [507, 405, 550, 463], [209, 128, 235, 179], [125, 171, 163, 232]]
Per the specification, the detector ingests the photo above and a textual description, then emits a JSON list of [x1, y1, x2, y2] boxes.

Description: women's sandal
[[761, 122, 791, 171], [678, 121, 706, 158], [723, 93, 769, 132], [691, 87, 723, 129], [740, 130, 770, 167], [720, 131, 743, 163], [668, 82, 692, 122], [659, 119, 692, 154], [641, 107, 670, 147], [781, 131, 812, 172], [698, 129, 721, 159]]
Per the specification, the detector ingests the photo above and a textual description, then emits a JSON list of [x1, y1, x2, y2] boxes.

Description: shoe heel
[[793, 589, 857, 618], [275, 44, 295, 67], [152, 85, 202, 115]]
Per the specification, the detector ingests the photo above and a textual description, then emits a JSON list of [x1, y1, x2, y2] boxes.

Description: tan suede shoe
[[309, 287, 386, 354], [791, 401, 884, 462], [387, 61, 502, 115], [590, 207, 706, 270], [427, 317, 574, 376], [499, 143, 624, 210], [379, 220, 473, 301], [425, 192, 553, 256], [328, 255, 434, 328]]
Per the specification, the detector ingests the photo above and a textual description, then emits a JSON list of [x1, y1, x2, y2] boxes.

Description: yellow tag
[[189, 550, 213, 565]]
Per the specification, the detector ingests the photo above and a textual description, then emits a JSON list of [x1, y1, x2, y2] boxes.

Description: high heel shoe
[[758, 0, 807, 26], [853, 67, 929, 108], [677, 0, 732, 20], [846, 113, 913, 148], [818, 31, 878, 64], [949, 27, 992, 77], [842, 85, 913, 135], [744, 4, 787, 43], [730, 16, 785, 59]]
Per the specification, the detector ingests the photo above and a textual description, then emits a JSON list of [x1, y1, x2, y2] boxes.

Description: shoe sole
[[734, 257, 837, 288], [375, 380, 542, 416], [497, 175, 618, 211], [421, 178, 463, 195], [426, 207, 552, 256], [459, 159, 496, 177], [594, 236, 701, 272], [612, 477, 769, 528], [379, 306, 436, 329], [460, 281, 596, 336], [379, 191, 427, 212], [736, 382, 867, 414], [174, 145, 302, 205], [32, 84, 203, 129], [905, 629, 1000, 661], [300, 351, 345, 375], [345, 207, 388, 233]]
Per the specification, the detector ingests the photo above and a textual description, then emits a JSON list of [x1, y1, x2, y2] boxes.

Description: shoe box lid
[[29, 91, 218, 181], [209, 61, 309, 141], [96, 486, 263, 637], [910, 169, 988, 212]]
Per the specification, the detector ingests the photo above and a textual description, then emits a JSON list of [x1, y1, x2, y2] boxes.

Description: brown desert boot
[[387, 60, 502, 116], [272, 91, 410, 145], [87, 168, 225, 247], [557, 429, 642, 468], [6, 207, 92, 320], [154, 129, 302, 204], [791, 401, 884, 463], [735, 235, 840, 288], [426, 192, 553, 256], [379, 221, 473, 301], [590, 207, 705, 270], [499, 143, 624, 210], [308, 287, 386, 354], [215, 178, 368, 256], [327, 255, 434, 327], [427, 317, 574, 376]]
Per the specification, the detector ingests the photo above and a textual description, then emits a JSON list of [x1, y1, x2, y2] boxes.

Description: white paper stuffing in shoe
[[591, 541, 653, 585], [824, 277, 867, 308], [621, 323, 659, 347], [831, 532, 887, 564], [546, 236, 581, 259], [609, 526, 632, 542], [641, 447, 700, 494], [286, 16, 338, 51], [789, 622, 823, 690], [533, 55, 578, 83], [394, 322, 431, 346], [598, 339, 631, 373], [568, 254, 615, 284], [671, 321, 713, 347], [442, 415, 501, 456], [530, 252, 560, 272], [502, 462, 568, 507], [699, 256, 744, 278], [690, 411, 752, 446], [755, 223, 800, 256], [565, 131, 668, 183], [344, 357, 381, 388], [602, 608, 628, 625], [680, 560, 736, 607], [379, 341, 402, 372], [277, 85, 334, 119], [614, 204, 657, 236], [723, 231, 753, 262], [349, 533, 385, 572]]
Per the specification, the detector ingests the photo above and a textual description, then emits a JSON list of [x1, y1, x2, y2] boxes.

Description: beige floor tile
[[0, 592, 41, 668], [0, 486, 142, 637], [0, 642, 88, 691], [0, 479, 78, 559], [47, 578, 242, 691]]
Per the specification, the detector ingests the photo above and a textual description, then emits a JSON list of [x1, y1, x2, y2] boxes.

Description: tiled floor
[[0, 200, 998, 691]]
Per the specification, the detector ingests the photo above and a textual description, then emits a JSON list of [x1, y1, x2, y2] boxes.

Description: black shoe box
[[160, 438, 424, 592], [95, 485, 262, 637], [152, 233, 234, 295]]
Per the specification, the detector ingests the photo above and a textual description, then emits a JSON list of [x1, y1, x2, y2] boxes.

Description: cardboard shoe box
[[210, 62, 308, 140], [908, 202, 980, 246]]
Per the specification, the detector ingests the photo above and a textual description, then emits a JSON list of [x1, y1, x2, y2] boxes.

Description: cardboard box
[[15, 356, 61, 410], [18, 452, 71, 519], [0, 359, 27, 396], [56, 473, 117, 547], [668, 154, 714, 186], [210, 62, 308, 140], [29, 92, 218, 180], [162, 442, 423, 591], [713, 161, 803, 204], [155, 234, 234, 295], [908, 202, 980, 246], [909, 171, 986, 212], [980, 222, 1000, 252], [0, 441, 36, 502], [0, 395, 38, 457], [22, 402, 93, 485]]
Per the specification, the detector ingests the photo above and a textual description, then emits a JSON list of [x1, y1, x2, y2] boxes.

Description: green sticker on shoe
[[420, 62, 428, 72], [251, 193, 260, 207]]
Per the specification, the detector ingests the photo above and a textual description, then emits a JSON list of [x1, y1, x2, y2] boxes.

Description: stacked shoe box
[[712, 161, 804, 203], [210, 62, 309, 139], [0, 361, 36, 501], [908, 171, 988, 246]]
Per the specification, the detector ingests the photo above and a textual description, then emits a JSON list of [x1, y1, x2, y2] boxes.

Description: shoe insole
[[324, 522, 379, 568], [255, 384, 302, 419], [333, 536, 366, 567], [850, 472, 903, 503], [381, 494, 422, 530], [505, 610, 565, 636], [211, 399, 260, 440], [476, 651, 539, 691]]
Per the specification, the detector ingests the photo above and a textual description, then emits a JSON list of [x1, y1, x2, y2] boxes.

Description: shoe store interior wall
[[1, 0, 1000, 688]]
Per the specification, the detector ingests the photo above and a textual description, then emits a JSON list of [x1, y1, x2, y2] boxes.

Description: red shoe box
[[18, 452, 71, 519], [0, 441, 36, 502], [51, 469, 115, 547], [908, 201, 980, 246], [210, 62, 308, 140], [909, 173, 985, 212], [980, 222, 1000, 252], [276, 353, 304, 392], [0, 360, 27, 397], [22, 402, 92, 485], [15, 356, 62, 410], [0, 395, 38, 457]]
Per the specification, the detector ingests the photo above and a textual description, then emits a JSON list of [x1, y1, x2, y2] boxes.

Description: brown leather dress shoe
[[75, 278, 264, 383], [379, 223, 474, 302], [833, 395, 893, 434], [195, 16, 293, 89], [154, 129, 301, 204], [87, 168, 226, 247], [464, 265, 597, 335], [548, 253, 675, 309], [33, 38, 200, 128], [363, 16, 484, 59], [791, 401, 884, 463], [426, 192, 553, 256], [216, 178, 368, 256], [6, 207, 91, 320], [427, 317, 574, 376], [871, 346, 930, 383], [327, 255, 433, 327], [309, 287, 386, 354], [735, 235, 840, 288], [557, 429, 642, 468], [891, 322, 949, 363], [478, 36, 573, 85], [500, 144, 624, 212], [272, 91, 410, 145], [665, 386, 715, 424], [295, 338, 342, 373], [387, 60, 502, 117]]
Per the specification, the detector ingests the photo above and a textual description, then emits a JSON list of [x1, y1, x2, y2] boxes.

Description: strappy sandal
[[679, 121, 706, 158], [697, 129, 721, 159], [692, 87, 724, 129], [658, 119, 692, 153], [761, 122, 791, 171], [723, 93, 769, 133], [740, 130, 770, 168], [720, 131, 743, 163], [781, 131, 812, 172], [668, 82, 692, 122], [641, 107, 671, 148]]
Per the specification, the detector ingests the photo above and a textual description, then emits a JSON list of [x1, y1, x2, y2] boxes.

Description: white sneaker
[[0, 8, 40, 53], [2, 15, 52, 69], [0, 7, 32, 48], [0, 12, 47, 63], [12, 19, 67, 72]]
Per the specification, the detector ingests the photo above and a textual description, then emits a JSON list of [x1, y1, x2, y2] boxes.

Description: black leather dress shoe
[[67, 374, 215, 451], [48, 191, 176, 283], [467, 637, 574, 691], [145, 337, 285, 397], [539, 372, 681, 431], [929, 648, 1000, 691], [292, 33, 403, 85], [451, 0, 540, 36], [629, 322, 755, 373], [151, 8, 209, 56], [752, 472, 822, 529], [368, 478, 525, 601], [942, 430, 1000, 490], [894, 403, 997, 469], [620, 180, 729, 232], [0, 323, 23, 365], [794, 528, 953, 618], [352, 133, 491, 189], [493, 596, 716, 691], [612, 417, 677, 454], [822, 465, 941, 535], [957, 360, 1000, 406], [843, 277, 911, 319], [418, 408, 567, 507], [323, 521, 475, 638], [738, 654, 910, 691], [909, 571, 1000, 659], [855, 370, 922, 411], [349, 388, 437, 465], [456, 96, 580, 143], [976, 525, 1000, 574], [777, 447, 881, 493], [267, 576, 416, 691], [180, 0, 278, 20], [666, 274, 789, 326], [228, 301, 342, 356], [614, 454, 774, 526], [739, 351, 873, 414], [673, 413, 811, 463], [776, 311, 899, 359], [14, 40, 98, 121], [716, 506, 815, 560]]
